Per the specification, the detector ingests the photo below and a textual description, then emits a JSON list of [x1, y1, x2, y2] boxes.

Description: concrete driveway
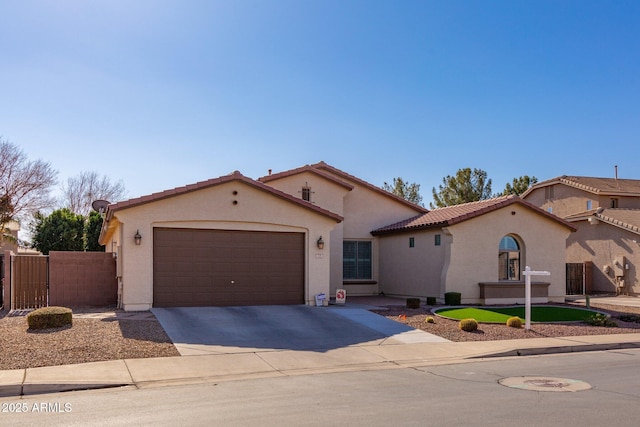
[[152, 305, 448, 355]]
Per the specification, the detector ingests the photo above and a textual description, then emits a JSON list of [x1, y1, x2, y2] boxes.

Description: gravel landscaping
[[0, 309, 179, 370], [372, 302, 640, 342], [1, 301, 639, 371]]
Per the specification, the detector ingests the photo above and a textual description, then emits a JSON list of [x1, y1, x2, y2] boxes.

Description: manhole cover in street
[[499, 376, 591, 392]]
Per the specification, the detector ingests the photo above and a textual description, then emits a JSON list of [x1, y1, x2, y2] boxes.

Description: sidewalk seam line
[[122, 359, 138, 389]]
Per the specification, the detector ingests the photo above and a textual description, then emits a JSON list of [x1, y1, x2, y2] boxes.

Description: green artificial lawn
[[434, 306, 600, 323]]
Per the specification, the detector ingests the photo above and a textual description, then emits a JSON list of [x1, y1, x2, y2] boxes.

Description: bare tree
[[0, 138, 57, 240], [61, 171, 126, 216]]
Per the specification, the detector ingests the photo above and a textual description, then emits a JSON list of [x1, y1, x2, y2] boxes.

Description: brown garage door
[[153, 228, 305, 307]]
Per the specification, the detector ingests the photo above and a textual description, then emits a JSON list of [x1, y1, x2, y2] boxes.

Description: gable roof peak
[[372, 195, 575, 235]]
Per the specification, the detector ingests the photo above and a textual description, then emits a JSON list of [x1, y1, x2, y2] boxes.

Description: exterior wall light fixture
[[317, 236, 324, 250], [134, 230, 142, 245]]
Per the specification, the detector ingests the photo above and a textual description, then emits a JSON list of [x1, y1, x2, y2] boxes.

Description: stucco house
[[371, 196, 576, 305], [99, 162, 575, 311], [257, 161, 428, 298], [523, 175, 640, 295]]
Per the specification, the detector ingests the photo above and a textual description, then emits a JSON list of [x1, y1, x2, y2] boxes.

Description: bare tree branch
[[0, 138, 57, 237], [60, 171, 127, 216]]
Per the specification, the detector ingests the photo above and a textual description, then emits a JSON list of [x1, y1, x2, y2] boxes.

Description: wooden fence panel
[[11, 255, 48, 310], [566, 263, 584, 295]]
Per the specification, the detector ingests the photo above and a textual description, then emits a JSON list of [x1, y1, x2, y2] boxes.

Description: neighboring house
[[98, 162, 574, 311], [371, 196, 575, 304], [523, 175, 640, 295], [0, 221, 19, 254]]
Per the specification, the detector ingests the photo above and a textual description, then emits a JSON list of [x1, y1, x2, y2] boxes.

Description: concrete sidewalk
[[2, 333, 640, 398]]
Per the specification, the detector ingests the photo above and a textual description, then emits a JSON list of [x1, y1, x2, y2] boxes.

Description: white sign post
[[522, 266, 550, 330]]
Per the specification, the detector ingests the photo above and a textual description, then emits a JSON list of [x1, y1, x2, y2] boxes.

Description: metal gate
[[10, 255, 48, 310]]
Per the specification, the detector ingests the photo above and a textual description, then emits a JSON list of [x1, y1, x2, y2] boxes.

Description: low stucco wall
[[49, 251, 117, 307], [479, 282, 550, 305]]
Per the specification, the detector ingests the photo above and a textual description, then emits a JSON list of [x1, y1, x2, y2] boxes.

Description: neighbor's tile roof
[[372, 195, 576, 235], [593, 208, 640, 235], [523, 175, 640, 197], [104, 171, 344, 223]]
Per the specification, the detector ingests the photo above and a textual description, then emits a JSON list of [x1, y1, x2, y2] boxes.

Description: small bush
[[618, 314, 640, 323], [406, 298, 421, 309], [426, 296, 437, 305], [444, 292, 461, 306], [459, 318, 478, 332], [506, 316, 522, 328], [27, 306, 73, 330], [425, 316, 435, 324], [584, 313, 617, 328]]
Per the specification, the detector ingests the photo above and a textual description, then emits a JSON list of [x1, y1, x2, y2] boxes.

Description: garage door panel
[[154, 228, 304, 307]]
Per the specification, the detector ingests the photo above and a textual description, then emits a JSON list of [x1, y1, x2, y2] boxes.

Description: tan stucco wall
[[567, 220, 640, 295], [261, 171, 349, 216], [378, 205, 570, 303], [105, 181, 338, 311], [338, 180, 424, 296], [525, 185, 594, 217], [0, 231, 18, 254], [444, 205, 570, 303], [265, 169, 424, 297], [525, 185, 640, 217], [378, 230, 445, 299]]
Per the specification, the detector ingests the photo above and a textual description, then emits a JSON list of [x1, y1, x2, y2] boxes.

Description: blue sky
[[2, 0, 639, 205]]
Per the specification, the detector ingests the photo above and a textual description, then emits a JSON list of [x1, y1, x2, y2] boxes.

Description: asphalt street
[[2, 348, 640, 426]]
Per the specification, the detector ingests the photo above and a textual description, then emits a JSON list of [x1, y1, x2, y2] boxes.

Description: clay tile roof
[[372, 195, 576, 235], [523, 175, 640, 197], [104, 170, 343, 223], [594, 208, 640, 235], [258, 164, 354, 190]]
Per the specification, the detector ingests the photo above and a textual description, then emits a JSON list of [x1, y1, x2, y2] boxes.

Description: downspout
[[116, 225, 124, 310], [439, 228, 453, 302]]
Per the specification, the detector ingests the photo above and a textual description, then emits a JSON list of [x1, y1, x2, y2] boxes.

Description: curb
[[474, 340, 640, 358]]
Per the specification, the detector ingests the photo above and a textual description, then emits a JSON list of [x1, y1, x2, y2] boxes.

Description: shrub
[[425, 316, 435, 324], [27, 306, 73, 330], [506, 316, 522, 328], [584, 313, 618, 328], [444, 292, 461, 306], [618, 314, 640, 323], [426, 296, 437, 305], [459, 318, 478, 332], [406, 298, 421, 309]]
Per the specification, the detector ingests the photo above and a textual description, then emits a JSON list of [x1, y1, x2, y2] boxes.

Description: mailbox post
[[522, 266, 550, 330]]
